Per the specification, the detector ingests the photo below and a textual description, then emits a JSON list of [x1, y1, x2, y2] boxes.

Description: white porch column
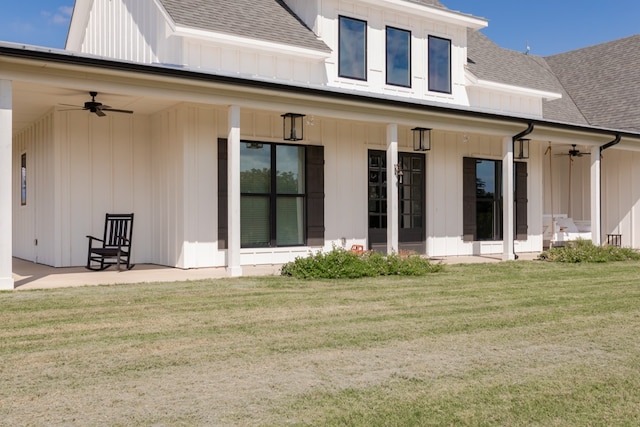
[[386, 124, 399, 254], [227, 105, 242, 277], [502, 136, 515, 260], [591, 149, 602, 246], [0, 80, 13, 290]]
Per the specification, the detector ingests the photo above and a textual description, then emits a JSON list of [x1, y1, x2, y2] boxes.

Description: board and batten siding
[[13, 109, 152, 268], [77, 0, 180, 65], [12, 112, 55, 265], [427, 131, 543, 257], [601, 149, 640, 248]]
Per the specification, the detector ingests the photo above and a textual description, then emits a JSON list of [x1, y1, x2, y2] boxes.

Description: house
[[2, 0, 640, 289]]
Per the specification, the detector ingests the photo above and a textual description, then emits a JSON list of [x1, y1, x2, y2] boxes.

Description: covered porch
[[3, 45, 640, 290]]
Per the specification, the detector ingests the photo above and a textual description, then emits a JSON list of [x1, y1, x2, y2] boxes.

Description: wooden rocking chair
[[86, 213, 135, 271]]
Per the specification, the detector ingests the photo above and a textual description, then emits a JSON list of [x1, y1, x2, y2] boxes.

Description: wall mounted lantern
[[282, 113, 305, 141], [514, 138, 530, 159], [412, 127, 431, 151]]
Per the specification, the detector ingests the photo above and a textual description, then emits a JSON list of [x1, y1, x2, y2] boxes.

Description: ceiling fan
[[556, 144, 588, 158], [60, 91, 133, 117]]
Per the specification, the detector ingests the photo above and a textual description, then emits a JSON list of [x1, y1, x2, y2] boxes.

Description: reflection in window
[[475, 160, 502, 241], [386, 26, 411, 87], [339, 16, 367, 80], [240, 142, 306, 247], [21, 153, 26, 206], [428, 35, 451, 93]]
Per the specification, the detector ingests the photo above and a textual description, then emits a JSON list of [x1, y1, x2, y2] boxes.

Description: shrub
[[539, 239, 640, 263], [280, 247, 443, 279]]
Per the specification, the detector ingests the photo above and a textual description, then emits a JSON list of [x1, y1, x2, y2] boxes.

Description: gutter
[[510, 123, 534, 260]]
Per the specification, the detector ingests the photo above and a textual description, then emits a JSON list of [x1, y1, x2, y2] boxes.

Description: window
[[218, 140, 324, 250], [475, 159, 502, 240], [339, 16, 367, 80], [386, 26, 411, 87], [240, 143, 306, 247], [20, 153, 26, 206], [428, 35, 451, 93], [463, 158, 528, 241]]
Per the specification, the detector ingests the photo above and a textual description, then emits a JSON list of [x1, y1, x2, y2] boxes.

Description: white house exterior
[[2, 0, 640, 289]]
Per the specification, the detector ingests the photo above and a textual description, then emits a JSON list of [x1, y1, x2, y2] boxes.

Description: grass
[[1, 261, 640, 425]]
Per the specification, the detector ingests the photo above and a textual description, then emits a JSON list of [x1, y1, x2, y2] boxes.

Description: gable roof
[[157, 0, 330, 53], [545, 35, 640, 133]]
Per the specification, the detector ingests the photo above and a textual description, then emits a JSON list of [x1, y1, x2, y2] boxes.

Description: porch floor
[[11, 252, 540, 290]]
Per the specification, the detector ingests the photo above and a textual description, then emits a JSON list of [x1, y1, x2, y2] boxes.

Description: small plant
[[281, 247, 442, 279], [539, 239, 640, 263]]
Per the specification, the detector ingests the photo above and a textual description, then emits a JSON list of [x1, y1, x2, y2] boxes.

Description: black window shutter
[[306, 145, 325, 246], [462, 157, 477, 242], [217, 138, 228, 250], [515, 161, 528, 240]]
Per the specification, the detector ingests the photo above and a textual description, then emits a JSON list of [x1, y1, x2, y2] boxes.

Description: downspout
[[511, 123, 534, 259], [598, 133, 621, 245]]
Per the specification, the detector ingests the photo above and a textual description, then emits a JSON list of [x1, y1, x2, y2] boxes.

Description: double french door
[[368, 150, 425, 253]]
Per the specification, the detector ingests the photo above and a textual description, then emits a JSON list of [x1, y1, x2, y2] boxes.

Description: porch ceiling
[[12, 81, 179, 132]]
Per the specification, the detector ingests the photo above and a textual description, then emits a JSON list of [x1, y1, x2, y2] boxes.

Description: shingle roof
[[544, 35, 640, 132], [467, 30, 561, 95], [157, 0, 330, 53], [467, 28, 640, 131]]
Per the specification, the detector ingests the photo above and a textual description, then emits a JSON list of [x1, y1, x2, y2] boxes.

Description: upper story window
[[386, 26, 411, 87], [428, 35, 451, 93], [339, 16, 367, 80]]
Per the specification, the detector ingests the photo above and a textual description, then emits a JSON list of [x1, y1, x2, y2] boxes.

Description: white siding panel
[[78, 0, 172, 64]]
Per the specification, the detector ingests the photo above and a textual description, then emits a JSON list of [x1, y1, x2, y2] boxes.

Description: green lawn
[[2, 261, 640, 426]]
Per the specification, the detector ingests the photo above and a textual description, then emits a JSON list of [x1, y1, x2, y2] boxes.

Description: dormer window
[[428, 35, 451, 94], [386, 26, 411, 87], [339, 16, 367, 80]]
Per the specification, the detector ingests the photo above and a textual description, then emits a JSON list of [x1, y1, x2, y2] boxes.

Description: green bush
[[280, 247, 443, 279], [539, 239, 640, 263]]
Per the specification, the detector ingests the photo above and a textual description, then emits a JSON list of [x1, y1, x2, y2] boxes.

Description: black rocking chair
[[86, 213, 135, 271]]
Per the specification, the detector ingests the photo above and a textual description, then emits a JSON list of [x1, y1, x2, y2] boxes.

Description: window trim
[[385, 25, 412, 88], [428, 35, 452, 94], [338, 15, 368, 81]]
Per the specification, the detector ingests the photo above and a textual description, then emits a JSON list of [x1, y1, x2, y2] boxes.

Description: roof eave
[[173, 26, 331, 60]]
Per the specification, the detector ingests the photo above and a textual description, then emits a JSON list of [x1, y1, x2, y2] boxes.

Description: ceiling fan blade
[[95, 108, 107, 117], [59, 103, 84, 108], [102, 107, 134, 114]]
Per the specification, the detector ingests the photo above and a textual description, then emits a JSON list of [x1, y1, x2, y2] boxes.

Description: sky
[[0, 1, 638, 57]]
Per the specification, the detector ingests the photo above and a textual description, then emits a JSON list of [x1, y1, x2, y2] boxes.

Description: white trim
[[386, 124, 399, 254], [467, 72, 562, 100], [591, 149, 602, 246], [364, 0, 487, 29], [227, 105, 243, 277], [65, 0, 95, 50], [0, 79, 13, 289]]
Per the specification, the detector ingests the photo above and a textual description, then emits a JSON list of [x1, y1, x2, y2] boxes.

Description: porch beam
[[590, 149, 602, 246], [502, 136, 515, 260], [0, 80, 13, 289], [227, 105, 242, 277], [386, 124, 399, 254]]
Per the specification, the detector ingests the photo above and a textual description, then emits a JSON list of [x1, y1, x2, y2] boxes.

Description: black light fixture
[[282, 113, 305, 141], [514, 138, 530, 159], [412, 127, 431, 151]]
